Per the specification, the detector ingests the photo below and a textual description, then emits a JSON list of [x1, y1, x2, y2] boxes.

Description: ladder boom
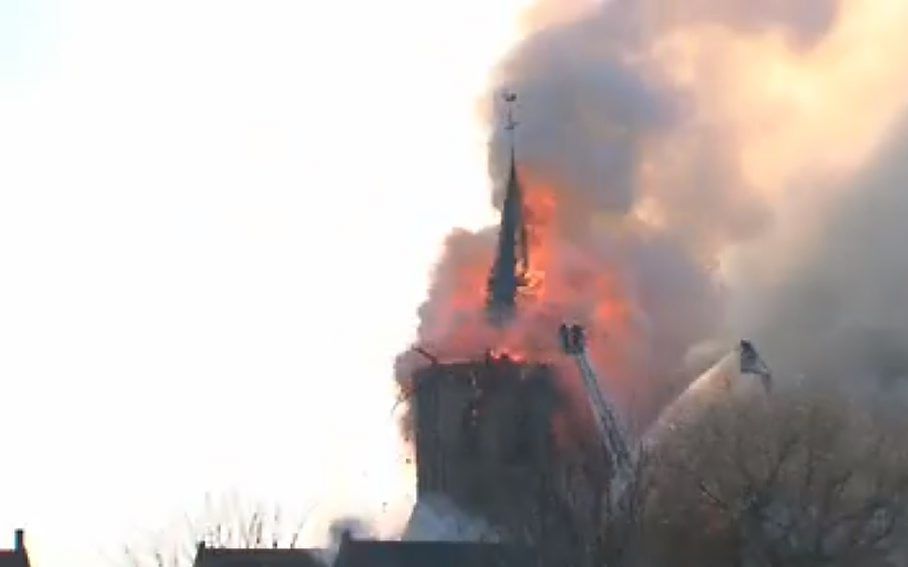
[[559, 324, 633, 482]]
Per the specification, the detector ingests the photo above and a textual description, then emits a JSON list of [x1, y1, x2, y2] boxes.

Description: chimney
[[14, 530, 24, 552]]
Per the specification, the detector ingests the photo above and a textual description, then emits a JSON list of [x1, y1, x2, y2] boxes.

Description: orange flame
[[417, 171, 643, 407]]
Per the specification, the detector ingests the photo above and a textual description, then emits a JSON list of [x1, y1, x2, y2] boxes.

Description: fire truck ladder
[[558, 324, 634, 486]]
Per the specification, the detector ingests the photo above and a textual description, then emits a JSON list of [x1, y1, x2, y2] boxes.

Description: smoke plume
[[399, 0, 908, 424], [740, 116, 908, 393], [403, 495, 500, 543], [319, 518, 373, 565]]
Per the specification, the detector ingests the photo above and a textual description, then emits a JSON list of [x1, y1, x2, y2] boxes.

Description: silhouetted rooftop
[[0, 530, 29, 567], [334, 538, 534, 567], [193, 544, 325, 567]]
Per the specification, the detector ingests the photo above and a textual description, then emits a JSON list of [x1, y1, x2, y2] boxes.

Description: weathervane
[[502, 90, 519, 155]]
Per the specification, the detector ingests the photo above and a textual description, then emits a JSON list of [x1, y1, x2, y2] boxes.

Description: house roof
[[193, 545, 326, 567], [0, 530, 29, 567], [334, 539, 534, 567], [0, 550, 29, 567]]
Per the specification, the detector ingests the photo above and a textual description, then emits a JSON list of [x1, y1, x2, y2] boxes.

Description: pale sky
[[0, 1, 533, 566]]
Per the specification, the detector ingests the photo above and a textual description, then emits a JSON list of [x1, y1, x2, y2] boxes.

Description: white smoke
[[402, 494, 500, 543]]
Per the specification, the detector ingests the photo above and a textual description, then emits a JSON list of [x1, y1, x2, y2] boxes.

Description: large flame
[[398, 0, 908, 429], [409, 170, 646, 411]]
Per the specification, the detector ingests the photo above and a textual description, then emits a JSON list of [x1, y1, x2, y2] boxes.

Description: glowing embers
[[486, 348, 526, 364], [414, 175, 640, 403]]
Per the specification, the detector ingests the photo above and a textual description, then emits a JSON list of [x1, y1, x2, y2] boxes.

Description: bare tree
[[643, 385, 908, 566], [595, 446, 655, 567], [123, 493, 313, 567]]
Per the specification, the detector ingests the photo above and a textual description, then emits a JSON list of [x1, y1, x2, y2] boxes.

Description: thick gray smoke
[[488, 53, 672, 217], [394, 0, 908, 554], [487, 0, 845, 249], [481, 1, 841, 410], [740, 117, 908, 393], [403, 0, 907, 428]]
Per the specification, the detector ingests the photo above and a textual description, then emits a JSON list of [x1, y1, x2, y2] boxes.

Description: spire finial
[[502, 90, 518, 160], [503, 91, 518, 130]]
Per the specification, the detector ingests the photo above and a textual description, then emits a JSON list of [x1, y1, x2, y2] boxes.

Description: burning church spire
[[486, 92, 530, 325]]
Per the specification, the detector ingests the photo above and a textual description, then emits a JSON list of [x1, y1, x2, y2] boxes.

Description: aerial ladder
[[558, 324, 773, 495], [559, 323, 634, 490]]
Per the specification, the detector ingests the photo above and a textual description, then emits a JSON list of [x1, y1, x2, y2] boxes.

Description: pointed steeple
[[487, 92, 529, 325]]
